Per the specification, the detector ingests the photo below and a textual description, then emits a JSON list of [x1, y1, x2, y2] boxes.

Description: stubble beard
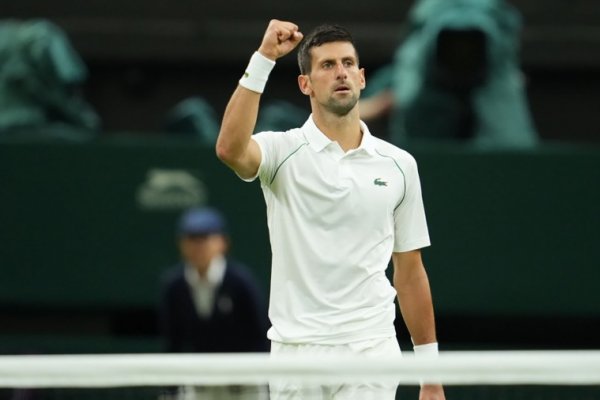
[[325, 92, 359, 117]]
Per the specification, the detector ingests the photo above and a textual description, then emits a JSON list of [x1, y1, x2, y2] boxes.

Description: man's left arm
[[392, 249, 445, 400], [392, 250, 436, 345]]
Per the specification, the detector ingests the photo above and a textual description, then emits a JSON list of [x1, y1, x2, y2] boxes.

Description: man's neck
[[312, 108, 363, 152]]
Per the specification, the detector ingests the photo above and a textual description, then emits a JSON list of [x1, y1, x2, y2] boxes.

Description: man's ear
[[359, 68, 366, 90], [298, 74, 311, 96]]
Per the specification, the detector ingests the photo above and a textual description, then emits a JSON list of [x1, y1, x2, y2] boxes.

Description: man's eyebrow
[[317, 57, 335, 64], [317, 55, 357, 64]]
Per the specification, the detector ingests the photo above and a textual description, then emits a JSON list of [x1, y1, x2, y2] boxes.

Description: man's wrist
[[413, 342, 440, 387], [239, 51, 276, 94], [413, 342, 439, 357]]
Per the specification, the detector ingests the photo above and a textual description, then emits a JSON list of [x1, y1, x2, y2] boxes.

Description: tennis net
[[1, 351, 599, 399]]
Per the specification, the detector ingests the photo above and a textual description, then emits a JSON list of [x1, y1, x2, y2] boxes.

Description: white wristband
[[239, 51, 276, 94], [413, 342, 439, 358], [414, 342, 440, 387]]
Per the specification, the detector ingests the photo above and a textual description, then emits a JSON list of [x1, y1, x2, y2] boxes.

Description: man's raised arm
[[216, 19, 303, 179]]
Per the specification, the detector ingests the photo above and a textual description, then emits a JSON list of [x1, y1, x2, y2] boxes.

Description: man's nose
[[334, 62, 347, 79]]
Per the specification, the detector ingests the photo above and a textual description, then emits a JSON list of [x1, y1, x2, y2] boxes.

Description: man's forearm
[[217, 48, 277, 164], [395, 268, 438, 346], [217, 20, 301, 175], [216, 84, 261, 164]]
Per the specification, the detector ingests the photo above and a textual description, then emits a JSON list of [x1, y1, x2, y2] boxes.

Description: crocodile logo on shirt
[[373, 178, 388, 186]]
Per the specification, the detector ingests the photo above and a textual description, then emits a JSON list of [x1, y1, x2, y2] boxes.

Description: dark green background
[[1, 138, 599, 318]]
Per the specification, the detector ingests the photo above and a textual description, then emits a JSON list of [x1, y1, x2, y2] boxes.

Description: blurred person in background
[[159, 207, 268, 399], [0, 19, 99, 139], [360, 0, 537, 148]]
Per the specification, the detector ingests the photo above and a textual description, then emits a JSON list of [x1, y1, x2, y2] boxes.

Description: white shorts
[[269, 337, 401, 400]]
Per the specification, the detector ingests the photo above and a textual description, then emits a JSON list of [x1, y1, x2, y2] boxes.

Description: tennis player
[[216, 19, 445, 400]]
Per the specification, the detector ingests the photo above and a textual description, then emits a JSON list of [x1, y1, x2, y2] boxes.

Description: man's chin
[[327, 98, 358, 116]]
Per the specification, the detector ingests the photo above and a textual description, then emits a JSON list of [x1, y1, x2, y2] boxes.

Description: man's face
[[179, 234, 226, 273], [299, 41, 365, 116]]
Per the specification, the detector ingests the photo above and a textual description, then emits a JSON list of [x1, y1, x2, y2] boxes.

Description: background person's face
[[180, 234, 226, 274]]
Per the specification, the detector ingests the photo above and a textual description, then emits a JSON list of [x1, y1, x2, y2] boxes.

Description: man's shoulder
[[224, 259, 261, 289], [371, 136, 418, 167], [160, 264, 185, 287], [253, 127, 307, 148], [225, 259, 256, 280]]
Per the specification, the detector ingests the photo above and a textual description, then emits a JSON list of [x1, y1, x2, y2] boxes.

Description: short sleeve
[[238, 131, 280, 183], [393, 156, 431, 252]]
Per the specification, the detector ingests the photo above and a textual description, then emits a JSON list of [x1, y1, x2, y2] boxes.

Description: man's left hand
[[419, 383, 446, 400]]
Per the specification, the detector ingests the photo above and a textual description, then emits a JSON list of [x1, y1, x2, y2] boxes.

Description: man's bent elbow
[[215, 135, 238, 165], [215, 138, 249, 176], [215, 140, 230, 164]]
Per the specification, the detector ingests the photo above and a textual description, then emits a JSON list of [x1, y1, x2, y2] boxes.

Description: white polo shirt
[[246, 116, 430, 345]]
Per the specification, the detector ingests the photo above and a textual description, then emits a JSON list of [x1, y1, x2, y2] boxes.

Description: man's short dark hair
[[297, 24, 358, 75]]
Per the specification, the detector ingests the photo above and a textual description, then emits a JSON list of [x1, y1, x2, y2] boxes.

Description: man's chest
[[273, 150, 406, 217]]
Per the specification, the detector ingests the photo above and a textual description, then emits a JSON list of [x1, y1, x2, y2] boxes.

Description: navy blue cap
[[177, 207, 227, 236]]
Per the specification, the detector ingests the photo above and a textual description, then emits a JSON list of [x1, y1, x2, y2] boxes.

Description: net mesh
[[1, 352, 599, 400], [3, 385, 600, 400], [2, 385, 600, 400]]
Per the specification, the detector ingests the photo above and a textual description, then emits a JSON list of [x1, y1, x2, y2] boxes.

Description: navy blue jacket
[[159, 259, 269, 353]]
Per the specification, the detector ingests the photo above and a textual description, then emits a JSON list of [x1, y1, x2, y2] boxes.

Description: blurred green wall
[[1, 137, 598, 318]]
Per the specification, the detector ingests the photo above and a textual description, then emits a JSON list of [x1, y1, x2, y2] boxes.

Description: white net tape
[[1, 351, 599, 388]]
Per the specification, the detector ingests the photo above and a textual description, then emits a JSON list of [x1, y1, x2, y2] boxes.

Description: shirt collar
[[184, 255, 227, 288], [303, 115, 378, 156]]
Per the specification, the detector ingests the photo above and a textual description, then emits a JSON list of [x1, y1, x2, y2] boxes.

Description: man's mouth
[[334, 85, 350, 93]]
